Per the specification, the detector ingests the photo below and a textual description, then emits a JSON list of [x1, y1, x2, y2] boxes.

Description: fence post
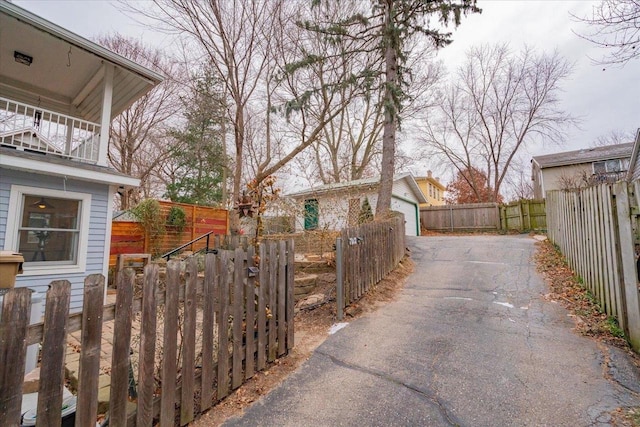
[[449, 205, 454, 232], [613, 182, 640, 351], [336, 236, 344, 321]]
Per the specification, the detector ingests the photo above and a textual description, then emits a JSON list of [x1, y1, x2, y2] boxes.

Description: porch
[[0, 96, 101, 164]]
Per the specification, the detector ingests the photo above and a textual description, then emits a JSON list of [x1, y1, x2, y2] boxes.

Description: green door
[[304, 199, 319, 230]]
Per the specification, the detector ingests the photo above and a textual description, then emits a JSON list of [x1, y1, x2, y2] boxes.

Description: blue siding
[[0, 175, 10, 246], [1, 167, 110, 312]]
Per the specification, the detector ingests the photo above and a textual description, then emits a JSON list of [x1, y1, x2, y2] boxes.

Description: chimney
[[427, 170, 432, 178]]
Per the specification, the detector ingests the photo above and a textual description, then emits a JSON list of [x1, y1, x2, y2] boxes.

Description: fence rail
[[0, 239, 294, 426], [546, 183, 640, 351], [336, 216, 406, 318]]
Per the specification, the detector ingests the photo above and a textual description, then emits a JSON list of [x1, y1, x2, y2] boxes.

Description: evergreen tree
[[359, 197, 374, 224], [165, 66, 227, 205]]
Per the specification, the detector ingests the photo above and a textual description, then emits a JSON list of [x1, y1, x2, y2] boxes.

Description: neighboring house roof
[[0, 146, 139, 187], [532, 142, 634, 169], [0, 1, 164, 123], [0, 126, 60, 153], [286, 173, 428, 204]]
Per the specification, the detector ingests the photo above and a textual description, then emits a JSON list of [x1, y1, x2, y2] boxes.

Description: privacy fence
[[420, 200, 546, 232], [110, 201, 228, 267], [335, 215, 406, 319], [546, 182, 640, 351], [0, 240, 294, 426]]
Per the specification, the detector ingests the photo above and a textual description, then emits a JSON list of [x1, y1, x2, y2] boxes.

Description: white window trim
[[4, 185, 91, 276]]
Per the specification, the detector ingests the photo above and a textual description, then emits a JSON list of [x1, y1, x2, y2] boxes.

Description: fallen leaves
[[534, 240, 632, 348]]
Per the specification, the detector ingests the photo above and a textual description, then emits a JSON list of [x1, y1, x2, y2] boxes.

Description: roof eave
[[0, 1, 164, 85]]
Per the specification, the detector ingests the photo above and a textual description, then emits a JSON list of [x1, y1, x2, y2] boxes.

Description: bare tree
[[590, 129, 635, 146], [124, 1, 356, 232], [123, 0, 279, 231], [276, 1, 385, 185], [296, 21, 444, 186], [502, 158, 534, 201], [573, 0, 640, 65], [242, 1, 377, 186], [98, 34, 180, 209], [422, 44, 576, 202]]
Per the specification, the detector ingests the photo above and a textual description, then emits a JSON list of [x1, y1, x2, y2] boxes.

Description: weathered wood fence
[[500, 199, 546, 231], [0, 240, 294, 426], [420, 200, 546, 232], [546, 182, 640, 351], [335, 216, 406, 318], [421, 203, 500, 232]]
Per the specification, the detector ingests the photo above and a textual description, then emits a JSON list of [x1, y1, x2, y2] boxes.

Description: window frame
[[4, 185, 91, 275], [593, 158, 628, 174]]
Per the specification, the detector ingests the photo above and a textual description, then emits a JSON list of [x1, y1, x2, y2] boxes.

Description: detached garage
[[286, 173, 426, 236]]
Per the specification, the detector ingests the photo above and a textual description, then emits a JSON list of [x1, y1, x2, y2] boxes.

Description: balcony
[[588, 171, 627, 185], [0, 97, 101, 164]]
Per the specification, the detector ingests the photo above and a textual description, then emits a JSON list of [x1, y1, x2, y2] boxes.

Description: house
[[0, 1, 163, 311], [286, 173, 427, 236], [531, 142, 634, 199], [414, 170, 446, 207]]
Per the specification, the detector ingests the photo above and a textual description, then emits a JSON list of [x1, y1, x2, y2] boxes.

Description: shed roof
[[286, 173, 428, 204], [0, 1, 163, 123], [532, 142, 634, 169]]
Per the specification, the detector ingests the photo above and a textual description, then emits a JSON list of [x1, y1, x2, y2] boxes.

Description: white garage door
[[391, 197, 419, 236]]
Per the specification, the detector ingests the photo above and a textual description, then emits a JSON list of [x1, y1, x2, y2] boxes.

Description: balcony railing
[[588, 171, 627, 185], [0, 97, 101, 164]]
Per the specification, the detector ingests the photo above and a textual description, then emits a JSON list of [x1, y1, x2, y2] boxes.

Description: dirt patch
[[534, 239, 640, 426], [192, 257, 414, 426]]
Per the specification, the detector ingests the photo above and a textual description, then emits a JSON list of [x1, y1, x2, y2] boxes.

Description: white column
[[97, 64, 114, 166]]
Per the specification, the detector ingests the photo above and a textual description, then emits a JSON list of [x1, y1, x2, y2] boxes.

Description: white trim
[[4, 185, 91, 275], [0, 155, 139, 186], [98, 64, 114, 167], [103, 185, 116, 302]]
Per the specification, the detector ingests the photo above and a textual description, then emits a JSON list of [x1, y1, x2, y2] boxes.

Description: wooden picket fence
[[0, 240, 294, 426], [546, 182, 640, 351], [336, 215, 406, 311]]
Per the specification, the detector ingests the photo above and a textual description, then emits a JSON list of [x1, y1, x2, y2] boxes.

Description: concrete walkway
[[221, 235, 640, 427]]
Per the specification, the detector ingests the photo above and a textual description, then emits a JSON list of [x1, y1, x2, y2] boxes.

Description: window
[[593, 158, 629, 174], [5, 185, 91, 274]]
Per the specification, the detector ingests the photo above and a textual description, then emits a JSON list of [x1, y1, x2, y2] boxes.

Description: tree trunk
[[376, 0, 396, 218], [229, 104, 244, 234]]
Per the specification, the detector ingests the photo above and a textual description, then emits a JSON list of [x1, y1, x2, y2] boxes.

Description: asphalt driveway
[[223, 235, 640, 427]]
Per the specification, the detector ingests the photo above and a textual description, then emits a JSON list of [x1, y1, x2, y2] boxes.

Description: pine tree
[[165, 66, 228, 206], [359, 197, 374, 224]]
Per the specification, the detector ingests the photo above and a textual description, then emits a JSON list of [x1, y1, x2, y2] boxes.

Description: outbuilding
[[286, 173, 426, 236]]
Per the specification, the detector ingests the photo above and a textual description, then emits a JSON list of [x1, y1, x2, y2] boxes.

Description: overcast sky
[[14, 0, 639, 161]]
